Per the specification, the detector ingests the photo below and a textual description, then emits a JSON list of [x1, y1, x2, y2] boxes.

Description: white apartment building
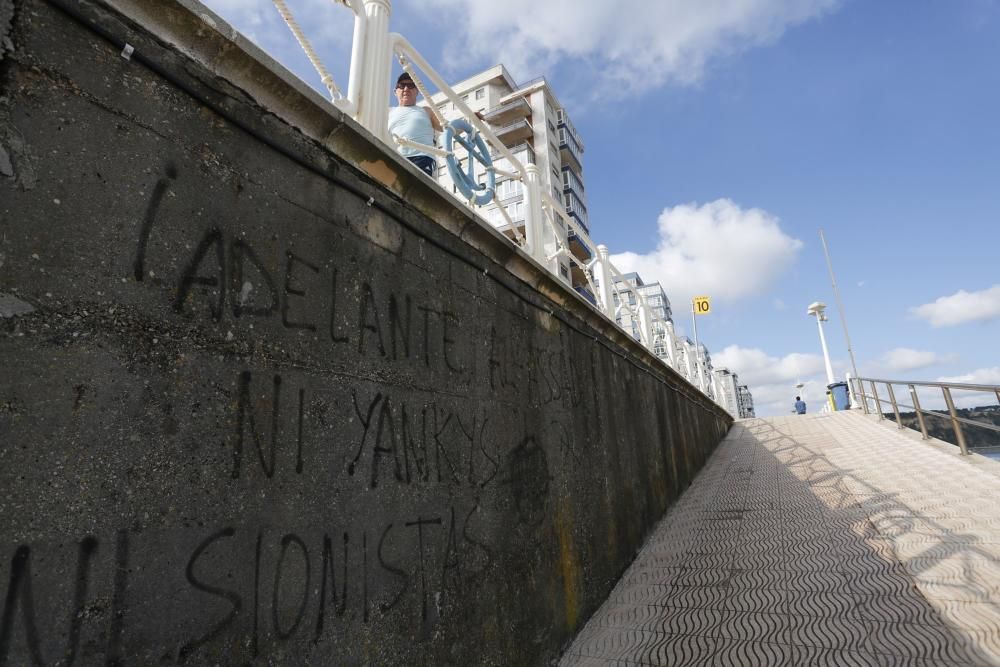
[[737, 384, 756, 418], [428, 65, 595, 303], [714, 368, 756, 418], [714, 368, 741, 416], [612, 272, 677, 365]]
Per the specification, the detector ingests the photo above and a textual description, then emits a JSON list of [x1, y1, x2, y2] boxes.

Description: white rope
[[492, 166, 520, 180], [494, 201, 526, 245], [392, 135, 451, 159], [272, 0, 343, 101]]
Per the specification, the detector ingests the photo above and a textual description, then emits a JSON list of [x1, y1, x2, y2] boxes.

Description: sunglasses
[[396, 82, 417, 90]]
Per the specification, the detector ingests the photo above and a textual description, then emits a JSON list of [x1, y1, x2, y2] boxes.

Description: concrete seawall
[[0, 0, 731, 663]]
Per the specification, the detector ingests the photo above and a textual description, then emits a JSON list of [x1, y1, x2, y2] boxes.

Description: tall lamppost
[[807, 302, 835, 385]]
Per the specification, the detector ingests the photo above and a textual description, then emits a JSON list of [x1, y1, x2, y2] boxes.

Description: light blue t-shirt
[[794, 400, 807, 414], [388, 106, 434, 158]]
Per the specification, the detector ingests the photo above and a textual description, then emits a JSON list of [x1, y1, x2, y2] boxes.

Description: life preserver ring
[[442, 118, 496, 206]]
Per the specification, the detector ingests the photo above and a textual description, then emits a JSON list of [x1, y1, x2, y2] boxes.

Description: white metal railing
[[271, 0, 732, 411]]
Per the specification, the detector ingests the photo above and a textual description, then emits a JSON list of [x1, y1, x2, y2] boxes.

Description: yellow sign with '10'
[[693, 296, 711, 315]]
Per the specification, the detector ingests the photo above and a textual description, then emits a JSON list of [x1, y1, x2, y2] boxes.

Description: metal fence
[[850, 377, 1000, 455]]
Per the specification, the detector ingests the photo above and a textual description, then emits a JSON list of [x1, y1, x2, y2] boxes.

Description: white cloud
[[937, 367, 1000, 386], [911, 284, 1000, 328], [611, 199, 802, 304], [930, 367, 1000, 410], [200, 0, 278, 39], [713, 345, 824, 386], [425, 0, 841, 94], [200, 0, 355, 72], [879, 347, 951, 373], [711, 345, 836, 416]]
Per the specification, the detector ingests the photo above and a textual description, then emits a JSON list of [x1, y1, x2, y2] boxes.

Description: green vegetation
[[890, 406, 1000, 449]]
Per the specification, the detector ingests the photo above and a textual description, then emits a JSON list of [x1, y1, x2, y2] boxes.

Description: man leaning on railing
[[388, 72, 442, 176]]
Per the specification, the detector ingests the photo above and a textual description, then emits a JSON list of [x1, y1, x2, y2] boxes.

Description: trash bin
[[828, 382, 850, 411]]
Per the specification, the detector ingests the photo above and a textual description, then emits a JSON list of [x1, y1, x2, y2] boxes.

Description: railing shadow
[[563, 414, 1000, 665], [739, 416, 1000, 662]]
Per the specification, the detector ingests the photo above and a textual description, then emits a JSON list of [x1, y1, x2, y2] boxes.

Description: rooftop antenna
[[819, 229, 861, 387]]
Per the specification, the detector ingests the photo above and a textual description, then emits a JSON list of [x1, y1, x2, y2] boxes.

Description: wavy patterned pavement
[[561, 411, 1000, 666]]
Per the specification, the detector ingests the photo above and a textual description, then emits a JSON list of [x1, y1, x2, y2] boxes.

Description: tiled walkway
[[561, 412, 1000, 666]]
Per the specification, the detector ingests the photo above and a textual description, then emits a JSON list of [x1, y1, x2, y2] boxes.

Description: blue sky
[[200, 0, 999, 415]]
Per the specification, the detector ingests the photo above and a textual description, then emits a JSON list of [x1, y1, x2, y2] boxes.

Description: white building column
[[357, 0, 392, 140], [637, 301, 653, 352], [594, 245, 615, 318], [522, 163, 561, 277]]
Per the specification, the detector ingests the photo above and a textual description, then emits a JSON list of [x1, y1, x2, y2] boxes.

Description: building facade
[[423, 68, 755, 415], [737, 384, 756, 418], [713, 368, 756, 418], [429, 66, 595, 302], [612, 272, 676, 365]]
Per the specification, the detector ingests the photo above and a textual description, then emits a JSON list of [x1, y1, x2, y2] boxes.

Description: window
[[475, 88, 485, 100], [548, 120, 556, 133], [461, 94, 469, 102], [559, 264, 569, 279], [495, 179, 523, 200]]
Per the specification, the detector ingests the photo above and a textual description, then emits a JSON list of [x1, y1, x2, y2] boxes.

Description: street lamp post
[[807, 302, 835, 385]]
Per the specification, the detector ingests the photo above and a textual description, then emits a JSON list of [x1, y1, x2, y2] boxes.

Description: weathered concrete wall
[[0, 0, 731, 663]]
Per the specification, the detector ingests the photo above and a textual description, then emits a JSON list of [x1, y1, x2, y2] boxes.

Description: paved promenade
[[561, 411, 1000, 666]]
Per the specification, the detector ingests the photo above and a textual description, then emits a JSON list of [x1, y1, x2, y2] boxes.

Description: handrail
[[268, 0, 736, 414], [855, 377, 1000, 393], [851, 376, 1000, 455]]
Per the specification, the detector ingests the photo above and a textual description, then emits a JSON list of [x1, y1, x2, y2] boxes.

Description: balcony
[[494, 118, 533, 145], [564, 192, 589, 235], [492, 143, 535, 173], [568, 228, 593, 262], [574, 282, 596, 306], [562, 166, 585, 195], [559, 128, 583, 174], [482, 97, 530, 127], [557, 108, 584, 151]]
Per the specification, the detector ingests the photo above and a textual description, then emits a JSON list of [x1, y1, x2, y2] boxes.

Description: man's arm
[[423, 106, 443, 132]]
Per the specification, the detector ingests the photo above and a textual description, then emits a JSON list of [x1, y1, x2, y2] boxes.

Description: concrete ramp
[[563, 411, 1000, 665]]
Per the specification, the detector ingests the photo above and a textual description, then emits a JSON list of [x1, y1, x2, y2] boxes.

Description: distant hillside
[[890, 405, 1000, 449]]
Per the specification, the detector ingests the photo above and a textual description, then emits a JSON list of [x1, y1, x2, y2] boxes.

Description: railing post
[[909, 385, 929, 439], [942, 387, 970, 455], [663, 320, 678, 369], [638, 300, 653, 352], [523, 164, 559, 275], [855, 378, 870, 414], [594, 245, 615, 318], [846, 372, 859, 408], [871, 381, 884, 420], [886, 383, 904, 428], [357, 0, 392, 140]]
